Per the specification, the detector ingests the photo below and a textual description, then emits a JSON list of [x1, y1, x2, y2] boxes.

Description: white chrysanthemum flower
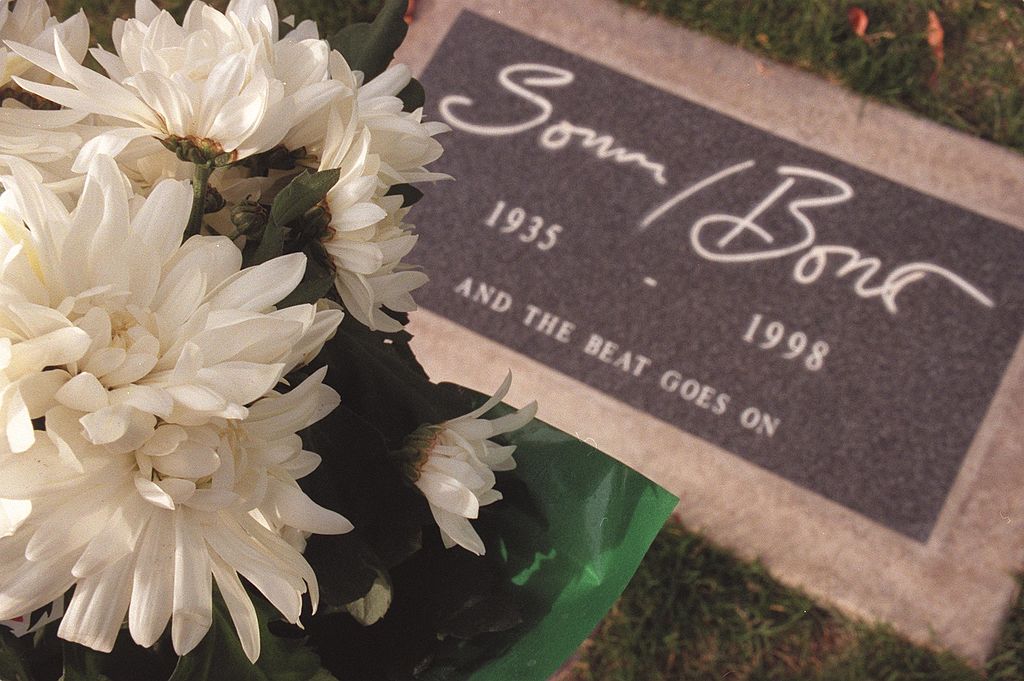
[[312, 93, 427, 332], [351, 62, 448, 188], [286, 51, 448, 188], [9, 0, 339, 166], [0, 155, 349, 660], [0, 0, 87, 88], [0, 0, 90, 190], [0, 155, 342, 456], [307, 53, 446, 332], [321, 163, 427, 333], [400, 374, 536, 555], [0, 108, 90, 193], [0, 368, 351, 662]]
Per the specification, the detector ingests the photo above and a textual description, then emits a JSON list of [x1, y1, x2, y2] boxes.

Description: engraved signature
[[437, 62, 995, 315]]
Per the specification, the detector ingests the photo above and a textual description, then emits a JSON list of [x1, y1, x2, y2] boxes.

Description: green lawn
[[618, 0, 1024, 155], [57, 0, 1024, 678], [566, 521, 1024, 680]]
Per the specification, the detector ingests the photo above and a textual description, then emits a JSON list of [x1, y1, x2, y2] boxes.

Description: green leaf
[[268, 170, 340, 229], [343, 573, 392, 626], [170, 595, 338, 681], [440, 598, 522, 641], [312, 316, 449, 446], [300, 401, 423, 597], [248, 169, 340, 267], [0, 630, 33, 681], [386, 183, 423, 208], [304, 531, 385, 608], [60, 642, 112, 681], [276, 254, 334, 308], [398, 77, 425, 113], [328, 0, 409, 81]]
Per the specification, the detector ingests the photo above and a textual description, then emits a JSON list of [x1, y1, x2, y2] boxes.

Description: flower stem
[[186, 162, 214, 238]]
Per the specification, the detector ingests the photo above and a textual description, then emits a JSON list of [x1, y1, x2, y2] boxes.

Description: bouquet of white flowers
[[0, 1, 676, 679]]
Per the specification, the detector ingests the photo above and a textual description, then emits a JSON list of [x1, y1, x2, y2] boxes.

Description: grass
[[54, 0, 1024, 678], [617, 0, 1024, 155], [564, 521, 1005, 681]]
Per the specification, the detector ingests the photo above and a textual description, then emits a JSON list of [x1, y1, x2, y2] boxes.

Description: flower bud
[[160, 135, 236, 166], [203, 186, 226, 214], [230, 199, 269, 236]]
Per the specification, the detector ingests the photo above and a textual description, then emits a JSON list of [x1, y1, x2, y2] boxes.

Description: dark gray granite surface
[[408, 11, 1024, 541]]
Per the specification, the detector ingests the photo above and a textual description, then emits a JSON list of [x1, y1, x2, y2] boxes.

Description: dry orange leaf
[[847, 7, 869, 38], [926, 10, 945, 85]]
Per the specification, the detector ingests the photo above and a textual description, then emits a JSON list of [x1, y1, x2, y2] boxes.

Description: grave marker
[[397, 0, 1024, 662]]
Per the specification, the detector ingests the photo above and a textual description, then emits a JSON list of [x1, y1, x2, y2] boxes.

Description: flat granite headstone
[[396, 0, 1024, 663]]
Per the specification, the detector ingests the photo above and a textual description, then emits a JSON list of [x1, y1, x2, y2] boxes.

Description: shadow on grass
[[567, 520, 1008, 681]]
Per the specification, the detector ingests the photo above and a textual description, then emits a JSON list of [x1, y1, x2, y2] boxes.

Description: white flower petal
[[108, 385, 174, 419], [265, 477, 352, 535], [171, 509, 212, 656], [79, 404, 156, 452], [0, 122, 348, 663], [204, 519, 303, 623], [25, 491, 115, 562], [128, 510, 174, 647], [72, 127, 156, 173], [9, 37, 160, 128], [60, 553, 135, 653], [134, 476, 175, 510], [209, 553, 260, 663], [0, 499, 31, 538], [152, 441, 220, 479], [55, 372, 109, 413], [126, 70, 194, 134], [204, 252, 306, 312], [0, 550, 77, 622], [429, 506, 485, 556], [416, 471, 480, 518], [72, 505, 140, 578]]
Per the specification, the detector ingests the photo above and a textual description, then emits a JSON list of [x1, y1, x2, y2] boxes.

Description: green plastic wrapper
[[427, 397, 679, 680]]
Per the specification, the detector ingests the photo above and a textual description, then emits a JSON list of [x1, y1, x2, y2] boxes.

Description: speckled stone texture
[[398, 0, 1024, 665]]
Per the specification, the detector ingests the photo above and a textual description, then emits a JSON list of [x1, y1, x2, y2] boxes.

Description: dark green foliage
[[306, 536, 522, 681], [387, 183, 425, 208], [170, 598, 337, 681], [245, 169, 340, 267], [293, 327, 528, 680], [328, 0, 409, 81], [987, 576, 1024, 680], [1, 631, 34, 681], [398, 78, 426, 113], [279, 0, 384, 38], [12, 623, 177, 681], [275, 256, 334, 309], [61, 644, 113, 681]]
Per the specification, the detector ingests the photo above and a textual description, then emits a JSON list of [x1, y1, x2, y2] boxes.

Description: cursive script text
[[439, 63, 668, 185]]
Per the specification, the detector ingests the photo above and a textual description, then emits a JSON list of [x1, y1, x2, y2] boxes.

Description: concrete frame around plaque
[[396, 0, 1024, 664]]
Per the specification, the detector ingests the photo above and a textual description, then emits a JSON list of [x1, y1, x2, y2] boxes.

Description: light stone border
[[398, 0, 1024, 664]]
